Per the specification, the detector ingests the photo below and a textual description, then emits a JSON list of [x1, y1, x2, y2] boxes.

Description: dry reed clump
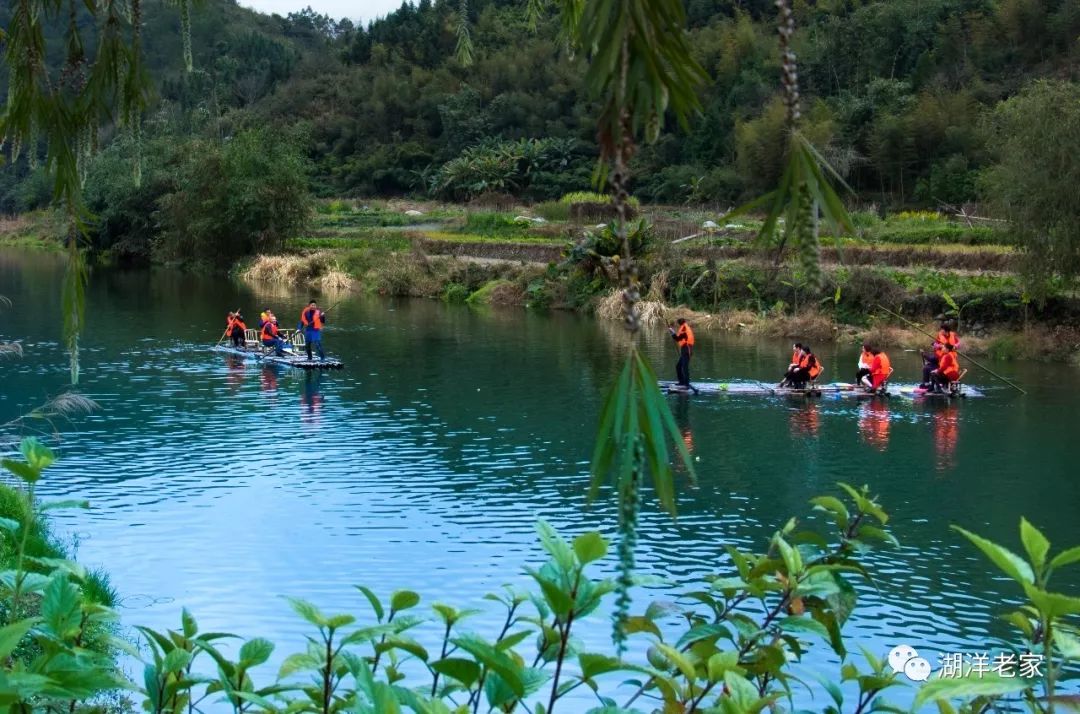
[[242, 253, 334, 285], [487, 281, 526, 305], [319, 269, 354, 291]]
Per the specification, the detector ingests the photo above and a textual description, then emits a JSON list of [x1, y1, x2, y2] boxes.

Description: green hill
[[3, 0, 1079, 210]]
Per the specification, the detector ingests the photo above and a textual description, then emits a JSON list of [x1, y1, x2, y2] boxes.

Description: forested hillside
[[4, 0, 1079, 210]]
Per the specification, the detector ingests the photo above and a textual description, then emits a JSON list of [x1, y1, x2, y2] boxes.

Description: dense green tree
[[156, 128, 312, 265], [981, 80, 1080, 300]]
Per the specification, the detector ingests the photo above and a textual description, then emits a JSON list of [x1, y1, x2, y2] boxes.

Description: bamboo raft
[[658, 380, 984, 399], [212, 329, 344, 370]]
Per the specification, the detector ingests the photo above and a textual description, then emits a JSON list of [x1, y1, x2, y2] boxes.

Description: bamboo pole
[[875, 304, 1027, 395]]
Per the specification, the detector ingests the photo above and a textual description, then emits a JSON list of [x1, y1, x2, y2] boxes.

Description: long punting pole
[[875, 304, 1027, 395]]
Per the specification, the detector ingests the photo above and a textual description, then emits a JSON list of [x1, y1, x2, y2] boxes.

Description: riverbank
[[7, 198, 1079, 362], [236, 199, 1080, 363]]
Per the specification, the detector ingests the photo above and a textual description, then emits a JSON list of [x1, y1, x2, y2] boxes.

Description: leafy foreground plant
[[126, 483, 1039, 714], [1, 442, 1074, 712]]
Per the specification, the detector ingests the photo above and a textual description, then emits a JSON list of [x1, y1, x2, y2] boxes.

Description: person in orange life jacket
[[787, 345, 822, 388], [856, 342, 873, 386], [778, 343, 803, 387], [930, 343, 961, 392], [868, 347, 892, 392], [919, 342, 945, 389], [299, 300, 326, 361], [937, 322, 960, 349], [228, 312, 246, 348], [260, 315, 287, 356], [669, 318, 694, 387]]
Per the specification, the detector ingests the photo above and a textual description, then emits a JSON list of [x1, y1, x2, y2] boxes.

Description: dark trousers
[[856, 367, 871, 384], [262, 338, 286, 356], [305, 330, 325, 360], [788, 367, 811, 387], [231, 330, 245, 347], [676, 346, 691, 386]]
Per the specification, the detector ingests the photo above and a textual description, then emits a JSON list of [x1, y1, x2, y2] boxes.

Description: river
[[2, 249, 1078, 708]]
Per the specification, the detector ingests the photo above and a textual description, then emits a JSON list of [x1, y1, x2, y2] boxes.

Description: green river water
[[1, 249, 1078, 708]]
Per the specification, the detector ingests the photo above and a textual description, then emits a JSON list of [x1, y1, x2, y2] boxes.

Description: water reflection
[[789, 401, 820, 438], [859, 399, 891, 452], [225, 355, 246, 393], [933, 403, 960, 472], [260, 364, 279, 394], [300, 372, 325, 426]]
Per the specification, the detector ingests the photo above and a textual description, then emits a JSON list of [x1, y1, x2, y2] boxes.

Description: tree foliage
[[156, 128, 312, 266], [981, 80, 1080, 300]]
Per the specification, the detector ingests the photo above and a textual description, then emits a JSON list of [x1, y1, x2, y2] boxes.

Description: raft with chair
[[212, 329, 344, 370]]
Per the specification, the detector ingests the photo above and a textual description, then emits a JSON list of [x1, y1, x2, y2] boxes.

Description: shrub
[[534, 200, 570, 221], [442, 282, 471, 303], [559, 191, 640, 208]]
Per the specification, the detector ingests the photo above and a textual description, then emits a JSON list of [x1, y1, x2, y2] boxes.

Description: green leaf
[[278, 652, 320, 678], [382, 635, 429, 661], [775, 534, 803, 577], [655, 643, 697, 682], [573, 531, 608, 565], [0, 517, 20, 534], [1020, 518, 1050, 573], [452, 634, 525, 697], [589, 358, 632, 498], [535, 520, 575, 572], [580, 653, 623, 680], [432, 657, 481, 688], [952, 526, 1034, 585], [809, 496, 849, 531], [163, 647, 193, 674], [777, 616, 831, 643], [181, 608, 198, 639], [356, 585, 386, 622], [1022, 584, 1080, 618], [913, 674, 1032, 709], [390, 590, 420, 613], [1056, 630, 1080, 660], [239, 638, 274, 668], [496, 629, 531, 652], [326, 613, 357, 629], [1, 459, 39, 484], [528, 569, 573, 617], [0, 619, 37, 659], [286, 597, 328, 627], [42, 573, 81, 640], [621, 616, 661, 639], [20, 437, 55, 472], [706, 651, 740, 682], [675, 623, 730, 650], [1050, 546, 1080, 571]]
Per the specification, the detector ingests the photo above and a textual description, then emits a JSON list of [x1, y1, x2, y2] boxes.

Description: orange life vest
[[675, 323, 695, 348], [938, 351, 960, 380], [792, 349, 802, 366], [261, 321, 279, 341], [937, 330, 959, 348], [872, 352, 891, 378], [860, 349, 873, 368], [232, 318, 246, 332], [301, 307, 324, 331], [799, 352, 822, 379]]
